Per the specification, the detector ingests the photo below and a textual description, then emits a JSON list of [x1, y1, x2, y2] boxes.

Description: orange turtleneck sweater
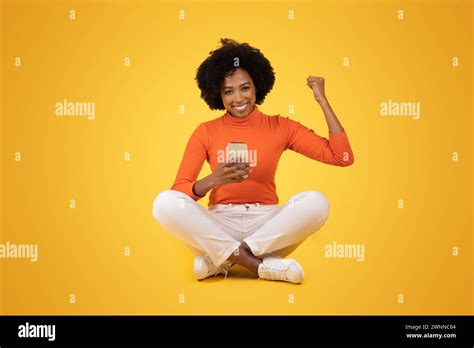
[[171, 105, 354, 206]]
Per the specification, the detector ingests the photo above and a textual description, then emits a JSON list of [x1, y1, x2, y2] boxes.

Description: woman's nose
[[234, 92, 243, 102]]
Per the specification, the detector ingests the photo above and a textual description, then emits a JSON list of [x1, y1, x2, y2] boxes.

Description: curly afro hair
[[195, 38, 275, 110]]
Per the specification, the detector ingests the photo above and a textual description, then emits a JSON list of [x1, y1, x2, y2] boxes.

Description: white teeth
[[234, 103, 248, 111]]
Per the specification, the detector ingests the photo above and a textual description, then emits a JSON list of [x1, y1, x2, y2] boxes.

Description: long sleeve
[[171, 123, 208, 200], [285, 117, 354, 166]]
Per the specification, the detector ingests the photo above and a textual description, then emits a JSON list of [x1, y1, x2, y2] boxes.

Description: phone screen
[[227, 142, 249, 178], [226, 142, 249, 164]]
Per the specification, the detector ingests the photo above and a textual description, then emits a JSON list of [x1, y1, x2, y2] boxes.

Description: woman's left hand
[[307, 75, 327, 103]]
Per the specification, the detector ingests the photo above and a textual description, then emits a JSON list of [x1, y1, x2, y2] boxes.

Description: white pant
[[152, 190, 330, 267]]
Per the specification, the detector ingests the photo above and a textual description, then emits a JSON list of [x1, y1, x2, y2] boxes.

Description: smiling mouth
[[233, 102, 249, 112]]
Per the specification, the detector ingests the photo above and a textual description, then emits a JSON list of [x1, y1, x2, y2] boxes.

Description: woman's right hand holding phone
[[211, 162, 251, 186], [193, 162, 251, 197]]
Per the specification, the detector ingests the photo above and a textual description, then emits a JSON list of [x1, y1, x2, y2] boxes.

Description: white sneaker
[[194, 255, 234, 280], [257, 256, 304, 284]]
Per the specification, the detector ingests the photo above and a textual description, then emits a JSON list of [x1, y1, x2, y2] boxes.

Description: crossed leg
[[152, 190, 330, 275]]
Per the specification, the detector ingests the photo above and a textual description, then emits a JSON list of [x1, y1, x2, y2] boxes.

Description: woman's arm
[[171, 124, 208, 200], [192, 174, 214, 197], [283, 75, 354, 166], [307, 76, 344, 134]]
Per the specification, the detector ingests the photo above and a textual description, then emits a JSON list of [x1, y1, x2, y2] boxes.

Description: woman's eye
[[224, 87, 248, 95]]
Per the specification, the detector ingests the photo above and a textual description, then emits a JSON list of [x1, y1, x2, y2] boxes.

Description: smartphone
[[227, 142, 249, 179]]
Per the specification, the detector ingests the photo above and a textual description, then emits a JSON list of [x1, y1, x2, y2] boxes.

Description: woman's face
[[220, 68, 257, 118]]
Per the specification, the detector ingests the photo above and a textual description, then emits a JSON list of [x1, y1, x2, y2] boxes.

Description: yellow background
[[1, 0, 472, 314]]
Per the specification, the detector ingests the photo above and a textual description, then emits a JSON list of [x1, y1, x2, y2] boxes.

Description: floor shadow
[[198, 265, 256, 283]]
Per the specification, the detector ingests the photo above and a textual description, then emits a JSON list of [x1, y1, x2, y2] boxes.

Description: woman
[[153, 38, 354, 284]]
